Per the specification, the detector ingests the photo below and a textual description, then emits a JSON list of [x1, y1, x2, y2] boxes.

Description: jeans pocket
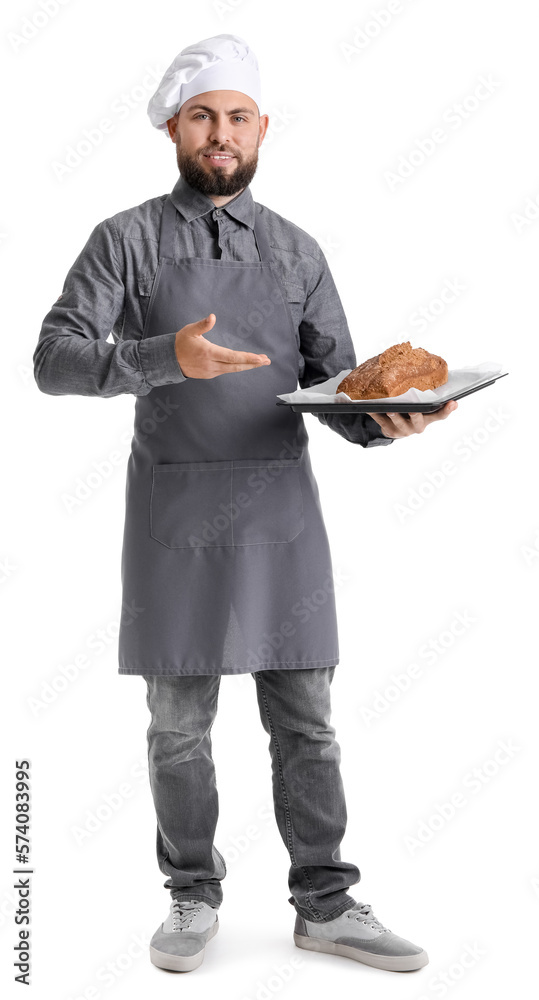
[[150, 458, 304, 549]]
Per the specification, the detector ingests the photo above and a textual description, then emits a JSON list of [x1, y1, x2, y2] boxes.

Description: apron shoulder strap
[[158, 194, 274, 264], [252, 205, 273, 262], [158, 195, 178, 261]]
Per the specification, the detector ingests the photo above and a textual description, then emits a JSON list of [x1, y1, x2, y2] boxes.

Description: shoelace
[[171, 899, 205, 931], [348, 902, 390, 933]]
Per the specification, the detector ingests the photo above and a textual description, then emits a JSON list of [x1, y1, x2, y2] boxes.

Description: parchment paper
[[277, 362, 506, 405]]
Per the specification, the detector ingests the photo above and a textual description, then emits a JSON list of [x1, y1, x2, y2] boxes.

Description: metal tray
[[275, 372, 508, 414]]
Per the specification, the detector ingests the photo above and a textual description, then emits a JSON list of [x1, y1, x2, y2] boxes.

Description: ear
[[258, 113, 270, 147], [166, 116, 178, 141]]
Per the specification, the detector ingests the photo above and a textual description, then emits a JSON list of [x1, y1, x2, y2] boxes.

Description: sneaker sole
[[150, 917, 219, 972], [293, 931, 428, 972]]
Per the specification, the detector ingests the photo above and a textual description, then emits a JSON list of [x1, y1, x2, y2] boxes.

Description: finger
[[185, 313, 216, 334], [216, 363, 272, 373], [438, 399, 458, 417], [399, 411, 427, 433], [384, 411, 418, 435], [366, 411, 398, 427], [208, 343, 271, 365], [365, 411, 398, 436], [422, 400, 458, 424]]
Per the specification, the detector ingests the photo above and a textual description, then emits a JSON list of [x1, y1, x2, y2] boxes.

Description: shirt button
[[215, 209, 222, 216]]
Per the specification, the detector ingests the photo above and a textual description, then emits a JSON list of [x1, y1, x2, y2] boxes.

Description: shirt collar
[[169, 173, 255, 230]]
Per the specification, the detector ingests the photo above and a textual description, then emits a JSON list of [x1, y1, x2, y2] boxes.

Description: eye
[[193, 114, 247, 123]]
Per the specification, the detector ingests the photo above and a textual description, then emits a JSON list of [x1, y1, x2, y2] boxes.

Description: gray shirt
[[33, 174, 393, 448]]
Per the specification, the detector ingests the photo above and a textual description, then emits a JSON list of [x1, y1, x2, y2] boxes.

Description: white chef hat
[[147, 33, 262, 134]]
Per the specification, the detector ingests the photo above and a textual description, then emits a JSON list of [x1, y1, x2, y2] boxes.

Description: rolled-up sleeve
[[299, 249, 394, 448], [33, 217, 187, 397]]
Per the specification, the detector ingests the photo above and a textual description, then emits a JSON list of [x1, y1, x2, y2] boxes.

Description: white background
[[2, 0, 538, 997]]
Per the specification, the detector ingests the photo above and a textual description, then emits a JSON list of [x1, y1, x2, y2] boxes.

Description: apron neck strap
[[159, 194, 273, 263]]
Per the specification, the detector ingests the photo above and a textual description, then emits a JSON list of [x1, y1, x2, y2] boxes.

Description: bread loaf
[[337, 341, 448, 400]]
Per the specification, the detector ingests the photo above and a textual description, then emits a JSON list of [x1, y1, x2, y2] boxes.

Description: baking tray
[[275, 372, 508, 414]]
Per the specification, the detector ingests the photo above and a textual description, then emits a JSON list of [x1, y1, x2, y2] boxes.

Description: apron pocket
[[150, 458, 304, 548]]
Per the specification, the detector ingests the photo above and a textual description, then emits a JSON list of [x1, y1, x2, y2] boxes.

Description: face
[[166, 90, 269, 198]]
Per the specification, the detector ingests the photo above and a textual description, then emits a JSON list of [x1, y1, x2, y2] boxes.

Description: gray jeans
[[143, 666, 361, 922]]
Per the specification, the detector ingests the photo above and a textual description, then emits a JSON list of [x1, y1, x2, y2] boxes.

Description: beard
[[176, 135, 260, 196]]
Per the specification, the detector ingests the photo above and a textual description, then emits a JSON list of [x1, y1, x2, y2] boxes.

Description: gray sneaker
[[150, 898, 219, 972], [293, 900, 429, 972]]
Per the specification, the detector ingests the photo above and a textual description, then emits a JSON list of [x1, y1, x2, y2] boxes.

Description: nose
[[208, 117, 231, 145]]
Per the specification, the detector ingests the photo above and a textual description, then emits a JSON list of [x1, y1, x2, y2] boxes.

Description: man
[[34, 34, 457, 976]]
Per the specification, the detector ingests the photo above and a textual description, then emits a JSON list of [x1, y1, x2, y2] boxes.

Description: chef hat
[[147, 33, 262, 133]]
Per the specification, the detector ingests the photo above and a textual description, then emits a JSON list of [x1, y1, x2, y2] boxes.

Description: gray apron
[[118, 194, 339, 675]]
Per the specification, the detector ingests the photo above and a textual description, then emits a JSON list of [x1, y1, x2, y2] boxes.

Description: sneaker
[[293, 900, 429, 972], [149, 898, 219, 972]]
